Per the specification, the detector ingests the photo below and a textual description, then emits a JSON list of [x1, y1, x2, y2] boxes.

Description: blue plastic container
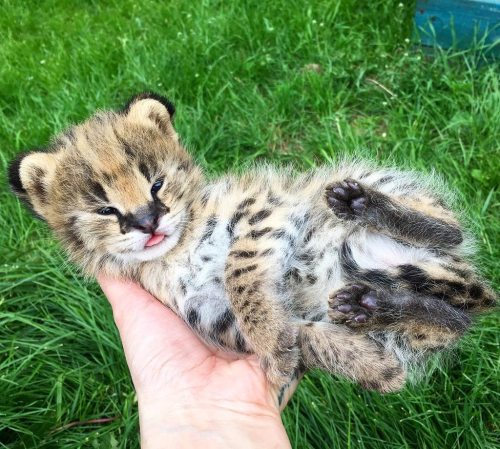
[[415, 0, 500, 57]]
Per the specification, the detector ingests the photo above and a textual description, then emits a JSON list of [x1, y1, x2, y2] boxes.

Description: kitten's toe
[[261, 327, 300, 386], [325, 178, 368, 220], [360, 355, 406, 393], [360, 291, 378, 310], [261, 347, 300, 387]]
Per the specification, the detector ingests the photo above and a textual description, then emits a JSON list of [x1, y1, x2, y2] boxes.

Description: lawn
[[0, 0, 498, 448]]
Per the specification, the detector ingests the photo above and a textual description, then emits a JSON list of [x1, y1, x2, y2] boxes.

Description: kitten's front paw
[[329, 284, 379, 327], [261, 328, 300, 386], [325, 178, 368, 220]]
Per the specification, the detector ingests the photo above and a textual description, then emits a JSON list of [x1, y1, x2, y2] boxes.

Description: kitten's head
[[8, 93, 203, 273]]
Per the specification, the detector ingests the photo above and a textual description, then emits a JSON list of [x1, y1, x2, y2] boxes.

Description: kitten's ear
[[123, 92, 176, 133], [8, 150, 59, 219]]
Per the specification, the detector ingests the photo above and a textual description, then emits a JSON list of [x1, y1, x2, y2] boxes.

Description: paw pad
[[325, 179, 368, 220], [329, 284, 379, 326]]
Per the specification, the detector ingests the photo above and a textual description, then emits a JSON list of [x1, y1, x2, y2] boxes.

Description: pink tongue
[[145, 234, 166, 247]]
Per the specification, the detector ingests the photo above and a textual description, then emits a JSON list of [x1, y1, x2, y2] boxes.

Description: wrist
[[137, 392, 290, 449]]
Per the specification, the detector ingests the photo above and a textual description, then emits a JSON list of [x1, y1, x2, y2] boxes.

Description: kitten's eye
[[97, 207, 118, 216], [151, 179, 164, 195]]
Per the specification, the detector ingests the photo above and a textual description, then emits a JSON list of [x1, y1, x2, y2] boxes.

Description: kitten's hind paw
[[325, 178, 368, 220], [329, 284, 379, 327]]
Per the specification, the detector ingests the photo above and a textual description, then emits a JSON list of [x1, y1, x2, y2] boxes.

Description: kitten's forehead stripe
[[138, 162, 151, 181], [102, 172, 117, 185], [121, 139, 136, 159], [89, 181, 108, 202], [111, 125, 139, 161]]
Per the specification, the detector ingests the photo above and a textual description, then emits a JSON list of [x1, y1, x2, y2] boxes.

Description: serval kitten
[[8, 93, 496, 401]]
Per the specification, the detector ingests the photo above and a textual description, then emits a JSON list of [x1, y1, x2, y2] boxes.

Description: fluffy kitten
[[8, 93, 496, 400]]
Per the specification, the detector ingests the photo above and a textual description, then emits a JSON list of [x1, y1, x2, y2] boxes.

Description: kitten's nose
[[132, 210, 160, 234]]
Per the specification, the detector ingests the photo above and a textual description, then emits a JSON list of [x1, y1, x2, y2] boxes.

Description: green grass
[[0, 0, 498, 448]]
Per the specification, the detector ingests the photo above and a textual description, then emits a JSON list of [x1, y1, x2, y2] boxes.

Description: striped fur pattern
[[8, 93, 496, 397]]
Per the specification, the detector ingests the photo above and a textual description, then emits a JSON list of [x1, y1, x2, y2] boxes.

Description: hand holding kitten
[[99, 276, 293, 449]]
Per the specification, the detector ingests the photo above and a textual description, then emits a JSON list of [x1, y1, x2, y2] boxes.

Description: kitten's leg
[[340, 239, 497, 315], [298, 321, 405, 392], [224, 239, 299, 386], [397, 262, 497, 314], [325, 178, 463, 247], [328, 283, 473, 351]]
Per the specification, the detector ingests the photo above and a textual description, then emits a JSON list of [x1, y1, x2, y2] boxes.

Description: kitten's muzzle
[[130, 207, 161, 234], [121, 202, 171, 234]]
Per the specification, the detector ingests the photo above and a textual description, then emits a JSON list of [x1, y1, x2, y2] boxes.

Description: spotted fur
[[8, 93, 496, 394]]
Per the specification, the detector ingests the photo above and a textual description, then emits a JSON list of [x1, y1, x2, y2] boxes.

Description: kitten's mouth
[[145, 233, 166, 248]]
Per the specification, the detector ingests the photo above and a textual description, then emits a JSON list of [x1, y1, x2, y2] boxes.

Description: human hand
[[98, 277, 295, 449]]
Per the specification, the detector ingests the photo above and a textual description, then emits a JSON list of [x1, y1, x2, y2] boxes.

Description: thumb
[[98, 275, 171, 329], [97, 276, 211, 361]]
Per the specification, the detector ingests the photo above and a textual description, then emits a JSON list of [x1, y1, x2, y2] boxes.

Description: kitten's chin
[[114, 226, 183, 263]]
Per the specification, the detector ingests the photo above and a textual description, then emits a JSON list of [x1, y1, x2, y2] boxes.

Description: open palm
[[99, 277, 293, 448]]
